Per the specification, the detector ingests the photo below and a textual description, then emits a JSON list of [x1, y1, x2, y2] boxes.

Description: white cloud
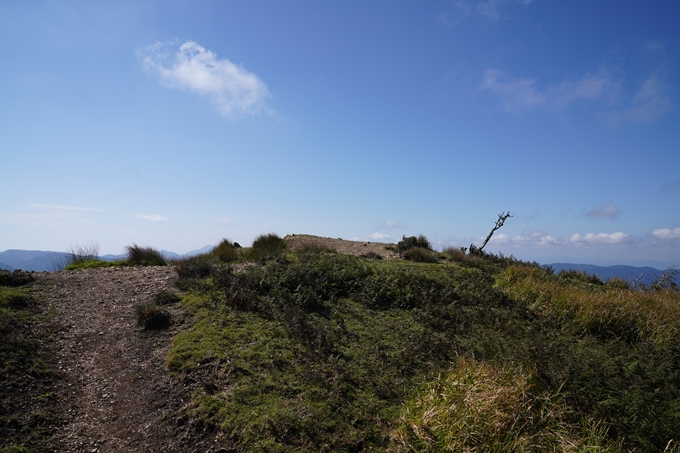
[[649, 227, 680, 241], [583, 202, 621, 219], [511, 230, 565, 246], [570, 232, 631, 244], [370, 232, 391, 240], [607, 75, 672, 124], [221, 218, 232, 224], [488, 233, 510, 244], [135, 214, 168, 222], [138, 41, 271, 115], [481, 68, 617, 113]]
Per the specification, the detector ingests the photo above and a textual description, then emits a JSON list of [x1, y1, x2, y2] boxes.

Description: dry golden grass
[[389, 358, 616, 452], [495, 265, 680, 345]]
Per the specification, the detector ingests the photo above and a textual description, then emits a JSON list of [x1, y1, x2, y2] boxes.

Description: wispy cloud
[[606, 75, 672, 124], [383, 220, 405, 228], [220, 218, 233, 224], [480, 69, 545, 111], [662, 180, 680, 192], [138, 41, 271, 116], [439, 0, 535, 26], [583, 202, 621, 219], [135, 214, 168, 222], [649, 227, 680, 242], [370, 232, 391, 241], [570, 232, 633, 245], [481, 69, 671, 123], [29, 203, 103, 212], [481, 68, 617, 113]]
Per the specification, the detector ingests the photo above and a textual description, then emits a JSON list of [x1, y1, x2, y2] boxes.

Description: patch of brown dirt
[[36, 266, 220, 453], [284, 234, 399, 259]]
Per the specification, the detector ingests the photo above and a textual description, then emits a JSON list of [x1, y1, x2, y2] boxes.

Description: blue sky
[[1, 0, 679, 267]]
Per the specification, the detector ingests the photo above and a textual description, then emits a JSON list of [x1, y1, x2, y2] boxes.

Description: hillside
[[2, 235, 679, 452]]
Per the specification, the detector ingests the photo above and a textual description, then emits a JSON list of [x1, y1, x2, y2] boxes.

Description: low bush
[[126, 244, 167, 266], [249, 233, 286, 261], [135, 301, 170, 330], [397, 234, 432, 252]]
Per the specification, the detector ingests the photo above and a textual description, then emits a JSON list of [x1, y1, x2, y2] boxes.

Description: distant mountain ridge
[[0, 246, 216, 272], [548, 263, 678, 287]]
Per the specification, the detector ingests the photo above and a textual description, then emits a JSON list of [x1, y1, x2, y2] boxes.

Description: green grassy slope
[[168, 249, 680, 452]]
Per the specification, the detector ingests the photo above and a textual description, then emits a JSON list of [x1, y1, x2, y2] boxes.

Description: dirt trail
[[37, 266, 218, 453]]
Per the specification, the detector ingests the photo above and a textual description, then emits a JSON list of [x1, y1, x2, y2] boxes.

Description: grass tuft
[[135, 301, 170, 330], [249, 233, 287, 261], [390, 358, 616, 452], [126, 244, 167, 266], [212, 239, 240, 263], [153, 289, 181, 305]]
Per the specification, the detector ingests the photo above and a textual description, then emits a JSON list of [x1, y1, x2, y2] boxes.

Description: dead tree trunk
[[470, 212, 513, 255]]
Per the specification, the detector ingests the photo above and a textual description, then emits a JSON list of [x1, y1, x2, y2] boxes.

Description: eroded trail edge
[[38, 266, 216, 453]]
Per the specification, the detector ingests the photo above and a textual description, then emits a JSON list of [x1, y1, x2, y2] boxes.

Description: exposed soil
[[35, 266, 219, 453]]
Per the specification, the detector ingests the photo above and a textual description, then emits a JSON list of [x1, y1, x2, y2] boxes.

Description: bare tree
[[469, 212, 513, 255]]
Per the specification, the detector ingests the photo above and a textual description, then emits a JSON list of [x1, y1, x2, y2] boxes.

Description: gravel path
[[36, 266, 218, 453]]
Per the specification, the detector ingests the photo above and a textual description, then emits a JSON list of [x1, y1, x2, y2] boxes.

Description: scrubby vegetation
[[0, 273, 60, 451], [165, 239, 680, 452]]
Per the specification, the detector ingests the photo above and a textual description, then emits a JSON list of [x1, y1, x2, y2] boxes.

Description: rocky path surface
[[36, 266, 218, 453]]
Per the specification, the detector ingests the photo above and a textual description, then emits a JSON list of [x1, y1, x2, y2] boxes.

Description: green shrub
[[126, 244, 167, 266], [249, 233, 287, 261], [212, 239, 240, 263], [397, 235, 432, 252], [135, 301, 170, 329]]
